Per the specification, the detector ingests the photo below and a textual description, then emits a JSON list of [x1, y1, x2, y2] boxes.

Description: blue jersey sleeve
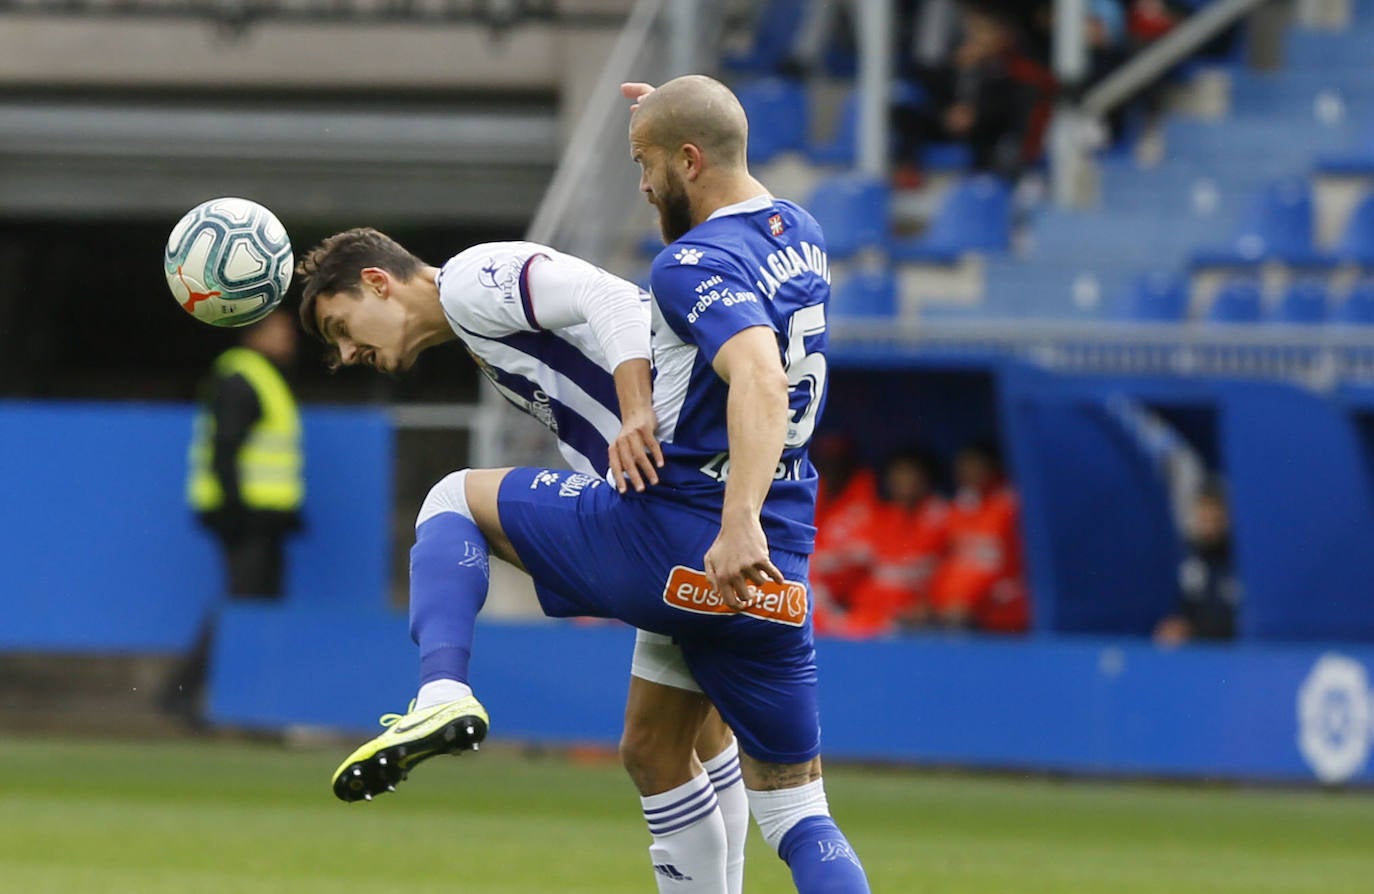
[[651, 245, 774, 363]]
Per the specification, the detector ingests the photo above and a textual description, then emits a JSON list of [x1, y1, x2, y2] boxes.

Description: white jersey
[[437, 241, 652, 476]]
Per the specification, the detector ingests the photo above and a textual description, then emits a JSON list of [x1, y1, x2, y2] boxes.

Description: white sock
[[701, 739, 746, 894], [642, 771, 729, 892], [746, 778, 830, 853], [414, 678, 473, 711]]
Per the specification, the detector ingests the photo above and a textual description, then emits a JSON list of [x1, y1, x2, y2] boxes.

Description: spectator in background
[[892, 2, 1056, 188], [810, 433, 879, 624], [928, 440, 1029, 632], [1154, 481, 1240, 645], [837, 449, 950, 637], [166, 309, 305, 719]]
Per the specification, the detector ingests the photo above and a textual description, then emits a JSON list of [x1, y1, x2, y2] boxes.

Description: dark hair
[[295, 227, 424, 342]]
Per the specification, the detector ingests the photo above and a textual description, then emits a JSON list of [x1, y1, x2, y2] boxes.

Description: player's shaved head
[[633, 75, 749, 170]]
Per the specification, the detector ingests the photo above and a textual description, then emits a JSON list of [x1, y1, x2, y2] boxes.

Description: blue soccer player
[[303, 74, 870, 893]]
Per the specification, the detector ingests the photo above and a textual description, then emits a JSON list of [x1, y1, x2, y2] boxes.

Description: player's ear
[[359, 267, 390, 299], [681, 143, 705, 182]]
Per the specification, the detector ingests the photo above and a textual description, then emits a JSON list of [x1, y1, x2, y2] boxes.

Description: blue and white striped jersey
[[437, 241, 649, 478]]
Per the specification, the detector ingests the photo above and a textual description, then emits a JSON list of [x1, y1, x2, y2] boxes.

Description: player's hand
[[621, 82, 656, 113], [704, 511, 784, 611], [608, 406, 663, 493]]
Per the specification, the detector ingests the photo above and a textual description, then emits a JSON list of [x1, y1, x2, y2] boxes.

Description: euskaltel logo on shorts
[[662, 566, 807, 627]]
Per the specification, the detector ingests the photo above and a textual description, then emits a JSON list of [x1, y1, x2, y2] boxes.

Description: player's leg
[[696, 706, 748, 894], [681, 610, 871, 894], [331, 468, 512, 802], [740, 753, 869, 893], [622, 673, 728, 893]]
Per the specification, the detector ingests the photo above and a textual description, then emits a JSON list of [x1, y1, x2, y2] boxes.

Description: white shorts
[[629, 629, 702, 692]]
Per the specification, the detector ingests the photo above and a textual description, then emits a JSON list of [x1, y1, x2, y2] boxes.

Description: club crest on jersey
[[477, 257, 521, 302], [674, 247, 704, 265], [768, 213, 785, 236], [530, 470, 561, 489]]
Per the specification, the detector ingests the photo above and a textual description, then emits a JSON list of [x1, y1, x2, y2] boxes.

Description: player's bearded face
[[655, 166, 695, 244]]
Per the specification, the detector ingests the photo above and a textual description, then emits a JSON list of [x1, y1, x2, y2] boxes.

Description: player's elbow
[[755, 365, 790, 408]]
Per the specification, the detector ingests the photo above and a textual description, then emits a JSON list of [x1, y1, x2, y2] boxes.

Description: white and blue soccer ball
[[164, 197, 293, 328]]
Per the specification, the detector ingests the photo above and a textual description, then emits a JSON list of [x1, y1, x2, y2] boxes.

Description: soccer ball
[[164, 197, 293, 328]]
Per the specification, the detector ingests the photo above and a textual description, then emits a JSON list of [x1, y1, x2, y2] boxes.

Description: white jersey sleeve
[[438, 241, 651, 372]]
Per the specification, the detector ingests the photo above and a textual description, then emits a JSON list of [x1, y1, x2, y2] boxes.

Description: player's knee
[[416, 469, 474, 528], [619, 718, 698, 794]]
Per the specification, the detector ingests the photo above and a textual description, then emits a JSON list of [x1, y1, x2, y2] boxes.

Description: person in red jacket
[[839, 449, 950, 637], [809, 434, 880, 633], [929, 441, 1030, 633]]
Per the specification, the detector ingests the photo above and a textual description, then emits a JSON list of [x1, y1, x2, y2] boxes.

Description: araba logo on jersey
[[662, 566, 807, 627], [686, 280, 759, 325], [754, 242, 829, 300]]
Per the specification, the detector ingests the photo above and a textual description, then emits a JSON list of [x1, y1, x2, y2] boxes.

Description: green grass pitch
[[0, 736, 1371, 892]]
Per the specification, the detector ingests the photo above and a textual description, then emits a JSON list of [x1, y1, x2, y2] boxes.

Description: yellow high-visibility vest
[[187, 347, 303, 512]]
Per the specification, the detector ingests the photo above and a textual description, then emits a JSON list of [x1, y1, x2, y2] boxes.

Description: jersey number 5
[[783, 303, 827, 449]]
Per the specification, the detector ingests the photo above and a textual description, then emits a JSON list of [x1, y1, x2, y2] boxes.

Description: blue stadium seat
[[1191, 178, 1315, 267], [1270, 280, 1329, 324], [808, 90, 860, 166], [1237, 177, 1313, 259], [810, 83, 958, 169], [721, 0, 806, 74], [1334, 282, 1374, 325], [1205, 279, 1263, 323], [1122, 272, 1189, 322], [891, 175, 1011, 262], [1336, 193, 1374, 266], [921, 143, 975, 171], [806, 173, 889, 260], [831, 268, 898, 319], [736, 78, 809, 164]]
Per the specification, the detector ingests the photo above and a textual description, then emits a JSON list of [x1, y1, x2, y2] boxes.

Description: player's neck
[[405, 265, 457, 353], [691, 172, 769, 228]]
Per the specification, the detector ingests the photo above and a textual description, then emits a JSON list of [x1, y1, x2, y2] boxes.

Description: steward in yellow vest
[[186, 310, 304, 598]]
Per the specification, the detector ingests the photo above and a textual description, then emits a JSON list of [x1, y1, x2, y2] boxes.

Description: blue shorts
[[497, 467, 821, 765]]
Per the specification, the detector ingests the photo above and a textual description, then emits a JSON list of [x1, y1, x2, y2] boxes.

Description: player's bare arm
[[704, 324, 790, 608], [609, 357, 663, 493]]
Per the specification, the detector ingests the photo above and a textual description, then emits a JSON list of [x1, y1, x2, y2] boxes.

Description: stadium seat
[[1270, 280, 1329, 324], [1122, 272, 1189, 322], [1205, 279, 1263, 323], [890, 175, 1011, 262], [808, 89, 860, 166], [1335, 192, 1374, 266], [806, 173, 889, 260], [1234, 177, 1313, 258], [1333, 282, 1374, 325], [721, 0, 806, 75], [1191, 177, 1315, 267], [735, 78, 809, 164], [830, 268, 898, 319], [810, 83, 951, 169]]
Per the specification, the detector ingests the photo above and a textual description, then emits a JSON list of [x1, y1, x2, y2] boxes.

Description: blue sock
[[778, 816, 870, 893], [409, 513, 490, 685]]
